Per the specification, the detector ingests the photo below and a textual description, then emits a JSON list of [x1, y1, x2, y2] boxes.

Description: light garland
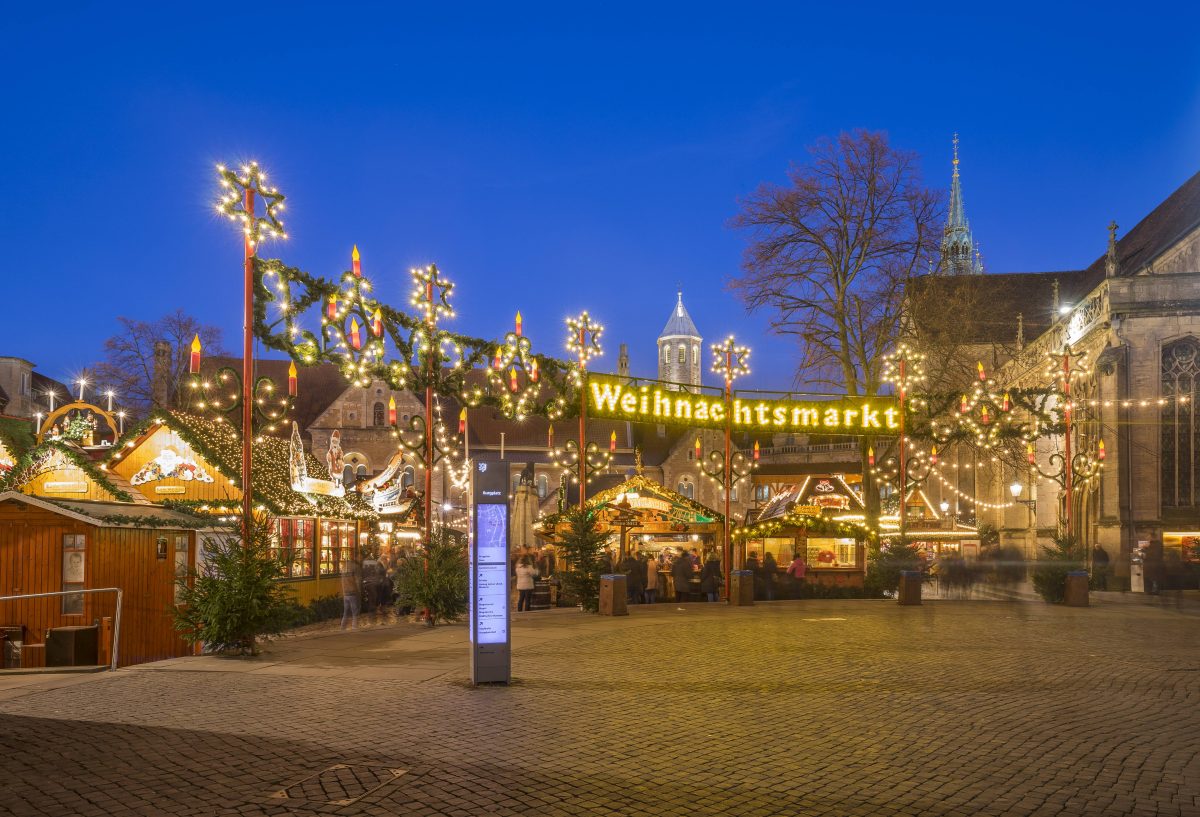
[[215, 161, 286, 248]]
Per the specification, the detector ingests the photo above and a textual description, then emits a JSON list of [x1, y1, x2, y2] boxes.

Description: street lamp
[[1009, 481, 1023, 499], [939, 500, 950, 515]]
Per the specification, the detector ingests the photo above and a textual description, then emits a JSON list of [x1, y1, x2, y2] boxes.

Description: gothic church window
[[678, 345, 686, 364], [1162, 338, 1200, 508], [373, 402, 385, 426]]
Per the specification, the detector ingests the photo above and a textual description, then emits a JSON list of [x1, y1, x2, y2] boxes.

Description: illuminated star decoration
[[565, 311, 604, 386], [408, 264, 465, 385], [215, 161, 287, 248], [711, 335, 751, 386], [547, 310, 610, 483]]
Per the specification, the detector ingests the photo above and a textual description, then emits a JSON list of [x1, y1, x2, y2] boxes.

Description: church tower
[[658, 291, 702, 389], [941, 134, 983, 275]]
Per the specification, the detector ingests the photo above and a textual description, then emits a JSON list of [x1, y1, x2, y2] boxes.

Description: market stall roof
[[536, 473, 725, 535], [0, 439, 134, 502], [756, 475, 866, 523], [0, 491, 219, 529]]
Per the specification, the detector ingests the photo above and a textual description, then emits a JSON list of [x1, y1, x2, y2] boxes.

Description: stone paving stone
[[0, 600, 1197, 816]]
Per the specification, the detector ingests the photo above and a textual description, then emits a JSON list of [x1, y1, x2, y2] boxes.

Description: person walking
[[745, 551, 762, 600], [672, 551, 695, 603], [624, 553, 645, 603], [786, 552, 807, 599], [700, 555, 722, 602], [644, 554, 660, 604], [340, 557, 362, 630], [515, 557, 539, 612], [1091, 544, 1110, 591], [762, 552, 778, 601]]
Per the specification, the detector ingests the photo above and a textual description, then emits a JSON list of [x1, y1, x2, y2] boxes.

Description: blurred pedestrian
[[786, 552, 807, 599], [762, 552, 778, 601], [673, 551, 695, 602], [340, 557, 362, 630], [700, 555, 722, 602], [644, 554, 659, 604], [515, 557, 538, 612]]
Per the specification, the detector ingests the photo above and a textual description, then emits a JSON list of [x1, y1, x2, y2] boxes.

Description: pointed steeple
[[941, 133, 982, 275]]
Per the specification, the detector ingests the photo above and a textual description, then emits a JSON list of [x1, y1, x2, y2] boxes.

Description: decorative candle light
[[458, 408, 467, 435], [349, 317, 362, 350], [388, 396, 397, 425], [547, 424, 554, 449], [190, 334, 202, 374], [287, 361, 298, 397], [610, 431, 617, 452], [515, 310, 523, 337], [352, 244, 361, 277]]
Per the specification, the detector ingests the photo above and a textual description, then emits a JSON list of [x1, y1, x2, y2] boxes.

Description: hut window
[[275, 518, 314, 578], [806, 537, 857, 569], [373, 402, 386, 426], [61, 534, 86, 614], [173, 535, 190, 603], [754, 485, 770, 502], [401, 466, 415, 490]]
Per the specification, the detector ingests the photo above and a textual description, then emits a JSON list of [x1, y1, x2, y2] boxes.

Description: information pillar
[[470, 459, 510, 685]]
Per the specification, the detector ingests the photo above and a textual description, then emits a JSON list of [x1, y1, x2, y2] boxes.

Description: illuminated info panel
[[471, 460, 510, 684]]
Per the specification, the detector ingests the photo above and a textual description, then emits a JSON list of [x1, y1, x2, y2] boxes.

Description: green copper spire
[[941, 133, 982, 275]]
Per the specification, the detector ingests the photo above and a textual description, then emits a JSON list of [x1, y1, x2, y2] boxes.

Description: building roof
[[660, 292, 700, 339], [1082, 168, 1200, 278], [0, 491, 216, 529]]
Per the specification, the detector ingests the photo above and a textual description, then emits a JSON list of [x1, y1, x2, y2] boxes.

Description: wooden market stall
[[738, 475, 870, 588], [104, 410, 376, 606], [879, 488, 981, 563]]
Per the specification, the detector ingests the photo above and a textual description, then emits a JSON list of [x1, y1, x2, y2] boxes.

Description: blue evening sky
[[2, 2, 1198, 391]]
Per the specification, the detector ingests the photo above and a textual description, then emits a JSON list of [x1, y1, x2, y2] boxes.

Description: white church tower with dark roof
[[658, 291, 702, 389]]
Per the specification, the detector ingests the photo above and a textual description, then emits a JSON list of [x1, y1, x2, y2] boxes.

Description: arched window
[[731, 486, 738, 502], [342, 465, 355, 486], [1162, 338, 1200, 508], [678, 344, 686, 364], [401, 465, 415, 490], [677, 479, 694, 499], [356, 464, 367, 478], [537, 474, 548, 499], [663, 346, 670, 364], [692, 345, 699, 364], [755, 485, 770, 502], [373, 402, 385, 426]]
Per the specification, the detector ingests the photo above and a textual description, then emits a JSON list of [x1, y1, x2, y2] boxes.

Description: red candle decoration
[[1002, 392, 1011, 412], [493, 348, 502, 370], [867, 446, 875, 466], [326, 294, 338, 320], [287, 361, 298, 397], [960, 394, 969, 413], [753, 440, 760, 461], [610, 431, 617, 452], [529, 357, 539, 382], [980, 406, 990, 425], [189, 334, 202, 374], [1027, 443, 1036, 464], [349, 317, 362, 350], [1097, 439, 1106, 461], [372, 308, 383, 337], [507, 367, 518, 392], [930, 445, 938, 465], [388, 396, 397, 425], [695, 437, 702, 459], [352, 244, 361, 277], [515, 310, 523, 337], [547, 424, 554, 449], [977, 361, 986, 381], [458, 408, 467, 434]]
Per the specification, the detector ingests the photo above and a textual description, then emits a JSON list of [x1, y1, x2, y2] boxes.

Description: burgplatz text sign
[[587, 374, 900, 435]]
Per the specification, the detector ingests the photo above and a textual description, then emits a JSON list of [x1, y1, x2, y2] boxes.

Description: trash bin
[[898, 571, 922, 605], [730, 570, 754, 606], [46, 625, 99, 667], [1064, 570, 1090, 607], [599, 574, 628, 616]]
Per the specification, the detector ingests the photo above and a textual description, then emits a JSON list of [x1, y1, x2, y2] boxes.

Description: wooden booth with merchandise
[[104, 411, 377, 607], [738, 475, 870, 588]]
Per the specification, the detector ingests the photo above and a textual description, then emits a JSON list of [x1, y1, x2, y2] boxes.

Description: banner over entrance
[[587, 374, 898, 435]]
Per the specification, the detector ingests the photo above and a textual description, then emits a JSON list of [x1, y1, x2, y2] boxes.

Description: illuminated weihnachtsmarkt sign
[[587, 374, 899, 435]]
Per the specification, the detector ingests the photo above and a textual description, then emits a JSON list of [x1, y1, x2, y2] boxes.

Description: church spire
[[941, 133, 982, 275]]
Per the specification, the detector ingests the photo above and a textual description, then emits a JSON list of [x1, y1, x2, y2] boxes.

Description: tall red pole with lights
[[241, 186, 256, 532]]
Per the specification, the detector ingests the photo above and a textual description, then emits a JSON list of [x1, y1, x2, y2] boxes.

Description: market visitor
[[1091, 544, 1110, 590], [745, 551, 761, 598], [644, 554, 659, 604], [700, 554, 722, 602], [622, 553, 644, 603], [786, 552, 807, 598], [515, 557, 539, 612], [672, 550, 695, 602], [762, 552, 778, 601]]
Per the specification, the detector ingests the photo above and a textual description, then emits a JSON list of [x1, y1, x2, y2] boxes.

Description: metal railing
[[0, 587, 124, 671]]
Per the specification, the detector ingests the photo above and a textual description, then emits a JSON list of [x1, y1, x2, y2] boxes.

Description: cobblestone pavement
[[1, 599, 1198, 816]]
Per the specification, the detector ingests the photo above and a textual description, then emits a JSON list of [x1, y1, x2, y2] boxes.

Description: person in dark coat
[[762, 552, 778, 601], [622, 554, 644, 603], [699, 556, 722, 602], [745, 552, 761, 600], [672, 552, 695, 602], [1091, 544, 1110, 591]]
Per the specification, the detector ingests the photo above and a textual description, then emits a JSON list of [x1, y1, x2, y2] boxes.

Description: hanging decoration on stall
[[288, 421, 345, 498], [37, 401, 121, 447], [130, 442, 215, 486], [0, 439, 13, 476]]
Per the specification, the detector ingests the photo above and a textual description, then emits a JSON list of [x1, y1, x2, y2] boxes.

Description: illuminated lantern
[[610, 431, 617, 452], [1097, 439, 1106, 461], [547, 424, 554, 449], [458, 408, 467, 434], [529, 357, 539, 382], [509, 367, 518, 392], [372, 308, 383, 337], [1002, 392, 1011, 412], [753, 440, 760, 461], [930, 445, 938, 465], [960, 394, 968, 413], [326, 294, 338, 320], [1027, 443, 1036, 464], [515, 310, 523, 337], [349, 317, 362, 350], [388, 396, 397, 425], [287, 361, 298, 397], [352, 244, 362, 277], [695, 437, 702, 459], [867, 446, 875, 467], [189, 334, 202, 374], [977, 361, 986, 381]]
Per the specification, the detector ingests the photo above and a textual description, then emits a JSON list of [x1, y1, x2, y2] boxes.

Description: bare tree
[[730, 129, 943, 396], [93, 310, 226, 417]]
